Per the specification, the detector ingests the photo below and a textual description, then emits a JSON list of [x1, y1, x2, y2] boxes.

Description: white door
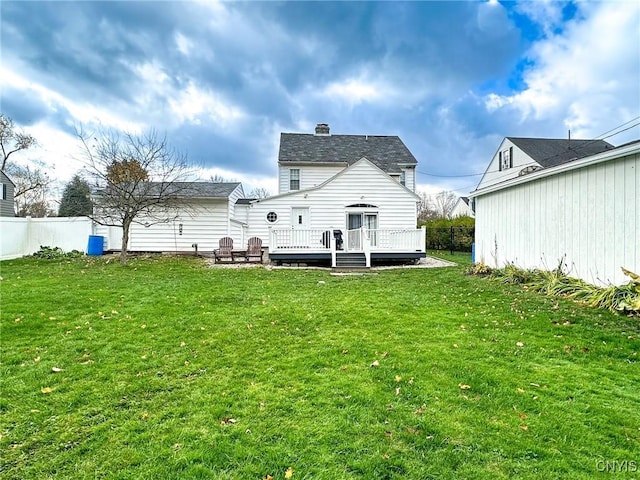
[[291, 207, 310, 247], [347, 213, 363, 250], [365, 214, 378, 247]]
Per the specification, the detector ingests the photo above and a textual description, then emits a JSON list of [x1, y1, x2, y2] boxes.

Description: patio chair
[[214, 237, 234, 262], [245, 237, 264, 263]]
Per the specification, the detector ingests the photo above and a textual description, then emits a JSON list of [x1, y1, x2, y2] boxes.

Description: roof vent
[[315, 123, 330, 135]]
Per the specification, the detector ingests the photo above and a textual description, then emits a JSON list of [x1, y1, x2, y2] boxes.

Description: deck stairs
[[334, 252, 368, 270]]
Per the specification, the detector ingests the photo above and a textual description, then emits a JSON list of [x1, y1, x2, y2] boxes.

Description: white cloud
[[483, 1, 640, 141], [514, 0, 568, 37]]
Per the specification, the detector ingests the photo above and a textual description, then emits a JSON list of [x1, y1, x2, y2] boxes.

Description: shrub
[[32, 246, 84, 260], [469, 263, 640, 316]]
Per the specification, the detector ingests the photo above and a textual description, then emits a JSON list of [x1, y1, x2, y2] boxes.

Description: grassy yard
[[1, 256, 638, 479]]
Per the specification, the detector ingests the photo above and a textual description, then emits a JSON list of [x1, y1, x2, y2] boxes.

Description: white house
[[94, 124, 425, 267], [477, 136, 614, 190], [450, 196, 474, 218], [95, 182, 246, 254], [471, 138, 639, 286]]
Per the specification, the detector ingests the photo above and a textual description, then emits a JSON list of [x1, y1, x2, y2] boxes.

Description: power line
[[416, 117, 640, 180]]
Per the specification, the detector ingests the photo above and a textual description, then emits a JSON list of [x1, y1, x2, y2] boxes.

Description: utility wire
[[417, 117, 640, 180]]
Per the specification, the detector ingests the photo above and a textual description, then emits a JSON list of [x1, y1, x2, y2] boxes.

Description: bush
[[468, 263, 640, 316], [32, 246, 84, 260]]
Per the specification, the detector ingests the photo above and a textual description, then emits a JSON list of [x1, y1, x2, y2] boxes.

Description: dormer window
[[290, 169, 300, 191], [399, 171, 406, 186], [499, 147, 513, 171]]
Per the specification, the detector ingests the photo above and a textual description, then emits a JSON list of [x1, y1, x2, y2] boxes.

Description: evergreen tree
[[58, 174, 93, 216]]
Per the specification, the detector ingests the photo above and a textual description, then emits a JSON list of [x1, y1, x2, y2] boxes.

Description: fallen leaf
[[264, 476, 273, 480], [51, 367, 63, 373], [395, 387, 401, 395], [41, 387, 53, 394], [141, 412, 149, 420], [516, 342, 524, 347], [394, 375, 402, 382], [370, 360, 380, 367], [285, 467, 294, 479], [458, 383, 471, 390], [519, 425, 528, 431], [180, 342, 186, 347]]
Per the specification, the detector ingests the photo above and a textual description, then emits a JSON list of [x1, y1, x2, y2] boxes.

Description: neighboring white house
[[477, 137, 614, 191], [95, 182, 246, 253], [92, 124, 425, 267], [470, 139, 639, 286], [1, 170, 16, 217], [450, 196, 474, 218]]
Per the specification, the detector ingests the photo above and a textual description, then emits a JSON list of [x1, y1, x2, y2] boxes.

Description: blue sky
[[1, 0, 639, 197]]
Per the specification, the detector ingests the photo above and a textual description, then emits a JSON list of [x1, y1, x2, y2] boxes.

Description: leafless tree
[[248, 186, 271, 199], [432, 190, 457, 219], [417, 191, 437, 222], [0, 114, 37, 171], [1, 113, 52, 216], [78, 128, 194, 265]]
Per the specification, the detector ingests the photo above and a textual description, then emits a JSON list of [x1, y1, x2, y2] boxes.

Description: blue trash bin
[[471, 242, 475, 263], [87, 235, 104, 256]]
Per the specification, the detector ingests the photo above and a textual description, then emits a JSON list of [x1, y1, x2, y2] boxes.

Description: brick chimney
[[315, 123, 330, 135]]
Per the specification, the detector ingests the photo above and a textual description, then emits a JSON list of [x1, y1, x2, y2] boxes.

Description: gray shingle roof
[[165, 182, 241, 198], [278, 133, 418, 173], [507, 137, 614, 168]]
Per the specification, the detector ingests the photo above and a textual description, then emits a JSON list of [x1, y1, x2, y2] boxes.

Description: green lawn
[[1, 256, 638, 479]]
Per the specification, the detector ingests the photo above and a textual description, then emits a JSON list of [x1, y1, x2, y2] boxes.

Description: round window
[[266, 211, 278, 223]]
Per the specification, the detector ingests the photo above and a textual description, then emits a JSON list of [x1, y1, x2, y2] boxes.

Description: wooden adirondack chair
[[214, 237, 234, 262], [245, 237, 263, 263]]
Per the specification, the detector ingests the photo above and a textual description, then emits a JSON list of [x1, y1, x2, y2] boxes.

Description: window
[[499, 147, 513, 171], [399, 171, 406, 186], [266, 211, 278, 223], [2, 184, 6, 201], [289, 169, 300, 191]]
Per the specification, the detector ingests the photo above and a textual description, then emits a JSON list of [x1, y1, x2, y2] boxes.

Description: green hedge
[[420, 216, 475, 252]]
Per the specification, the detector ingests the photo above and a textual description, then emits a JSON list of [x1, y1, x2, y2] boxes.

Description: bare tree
[[432, 190, 457, 219], [10, 163, 54, 217], [78, 128, 194, 265], [1, 113, 52, 216], [248, 186, 271, 199], [0, 114, 37, 171], [417, 191, 437, 222]]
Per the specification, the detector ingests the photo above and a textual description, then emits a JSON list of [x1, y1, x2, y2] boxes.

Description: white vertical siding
[[249, 159, 418, 247], [474, 151, 639, 286]]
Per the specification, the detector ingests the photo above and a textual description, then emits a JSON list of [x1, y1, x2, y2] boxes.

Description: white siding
[[278, 165, 345, 194], [96, 199, 235, 253], [474, 151, 639, 286], [250, 159, 418, 247]]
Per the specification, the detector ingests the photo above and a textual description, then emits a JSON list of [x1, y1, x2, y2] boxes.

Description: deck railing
[[269, 228, 331, 251], [270, 227, 425, 253]]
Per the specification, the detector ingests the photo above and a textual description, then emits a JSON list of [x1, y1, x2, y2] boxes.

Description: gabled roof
[[255, 157, 419, 203], [278, 133, 417, 173], [507, 137, 614, 168]]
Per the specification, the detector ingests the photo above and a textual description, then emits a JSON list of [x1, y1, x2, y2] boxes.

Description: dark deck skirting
[[269, 252, 425, 262]]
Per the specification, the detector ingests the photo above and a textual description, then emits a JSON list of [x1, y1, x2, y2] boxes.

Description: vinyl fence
[[0, 217, 93, 260]]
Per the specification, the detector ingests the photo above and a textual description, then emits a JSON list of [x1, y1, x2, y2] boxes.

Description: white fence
[[0, 217, 94, 260]]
